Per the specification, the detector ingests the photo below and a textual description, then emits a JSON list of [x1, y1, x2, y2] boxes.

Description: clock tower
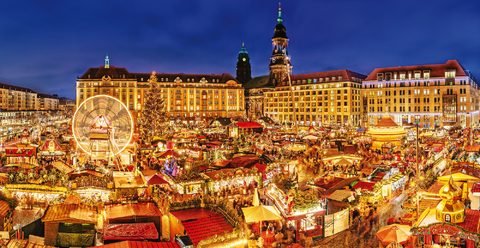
[[269, 4, 292, 87], [236, 43, 252, 86]]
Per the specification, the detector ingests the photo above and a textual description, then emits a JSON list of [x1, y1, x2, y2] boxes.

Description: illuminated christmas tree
[[139, 71, 165, 143]]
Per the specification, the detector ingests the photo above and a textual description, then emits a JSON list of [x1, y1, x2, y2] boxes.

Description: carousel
[[366, 113, 407, 151], [413, 174, 480, 248]]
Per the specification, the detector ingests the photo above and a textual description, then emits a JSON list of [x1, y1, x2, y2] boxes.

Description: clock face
[[242, 58, 246, 62]]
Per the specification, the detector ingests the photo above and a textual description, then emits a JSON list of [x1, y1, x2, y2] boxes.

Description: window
[[414, 72, 421, 79], [445, 71, 456, 78], [424, 72, 430, 79]]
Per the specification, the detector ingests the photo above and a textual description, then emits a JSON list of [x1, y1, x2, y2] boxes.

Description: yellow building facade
[[76, 58, 245, 121], [0, 83, 37, 111], [263, 70, 365, 126], [363, 60, 480, 128]]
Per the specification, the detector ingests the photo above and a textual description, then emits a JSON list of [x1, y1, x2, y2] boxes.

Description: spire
[[105, 54, 110, 69], [277, 3, 283, 24], [242, 42, 244, 47]]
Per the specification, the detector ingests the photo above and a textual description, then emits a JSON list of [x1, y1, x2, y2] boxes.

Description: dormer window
[[414, 71, 421, 80], [338, 76, 342, 81], [445, 70, 456, 78], [87, 74, 91, 79], [377, 73, 383, 81], [385, 73, 391, 81], [424, 71, 430, 79], [332, 77, 336, 81], [400, 73, 406, 80], [123, 74, 125, 79], [141, 78, 143, 82]]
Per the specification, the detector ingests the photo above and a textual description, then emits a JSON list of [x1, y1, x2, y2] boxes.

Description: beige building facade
[[363, 60, 479, 128], [263, 70, 365, 126], [76, 59, 245, 121], [0, 83, 37, 111]]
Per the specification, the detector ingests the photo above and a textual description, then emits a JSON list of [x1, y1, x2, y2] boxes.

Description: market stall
[[265, 183, 326, 242], [205, 168, 261, 195], [39, 139, 64, 157], [5, 145, 37, 166], [413, 175, 480, 248], [42, 203, 97, 246], [105, 202, 162, 241], [366, 114, 406, 151], [161, 172, 207, 195], [227, 122, 263, 138]]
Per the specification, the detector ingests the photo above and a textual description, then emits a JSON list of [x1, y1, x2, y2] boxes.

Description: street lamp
[[415, 123, 420, 222]]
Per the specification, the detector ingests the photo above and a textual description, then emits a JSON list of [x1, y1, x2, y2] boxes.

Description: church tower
[[236, 43, 252, 85], [268, 3, 292, 87]]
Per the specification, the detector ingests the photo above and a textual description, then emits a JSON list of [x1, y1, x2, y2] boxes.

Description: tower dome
[[435, 174, 465, 223], [439, 173, 463, 202], [236, 43, 252, 85], [273, 5, 287, 39]]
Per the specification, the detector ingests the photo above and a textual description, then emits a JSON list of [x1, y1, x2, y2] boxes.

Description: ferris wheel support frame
[[72, 95, 134, 159]]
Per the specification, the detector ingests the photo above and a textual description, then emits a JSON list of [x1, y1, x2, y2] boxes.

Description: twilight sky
[[0, 0, 479, 99]]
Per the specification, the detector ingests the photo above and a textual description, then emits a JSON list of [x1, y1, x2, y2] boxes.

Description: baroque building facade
[[263, 70, 365, 126], [362, 60, 479, 128], [76, 56, 245, 121]]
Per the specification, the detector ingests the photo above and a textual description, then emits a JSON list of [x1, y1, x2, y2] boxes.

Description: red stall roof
[[235, 122, 263, 129], [104, 223, 158, 240], [106, 202, 162, 219], [89, 241, 179, 248], [352, 181, 376, 192]]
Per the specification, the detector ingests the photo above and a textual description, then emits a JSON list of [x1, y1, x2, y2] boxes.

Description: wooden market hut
[[326, 190, 354, 214], [39, 139, 64, 156], [105, 202, 163, 241], [227, 122, 263, 138], [42, 204, 97, 246], [0, 200, 12, 231]]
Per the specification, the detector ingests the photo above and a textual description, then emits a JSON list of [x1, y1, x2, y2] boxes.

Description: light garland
[[207, 238, 247, 248]]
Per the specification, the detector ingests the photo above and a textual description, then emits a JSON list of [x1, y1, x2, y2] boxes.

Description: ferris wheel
[[72, 95, 134, 164]]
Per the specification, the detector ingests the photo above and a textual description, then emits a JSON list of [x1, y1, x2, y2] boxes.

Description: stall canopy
[[147, 174, 169, 186], [39, 139, 64, 155], [376, 224, 412, 245], [158, 150, 181, 158], [104, 223, 158, 240], [302, 135, 318, 140], [42, 204, 97, 224], [235, 122, 263, 129], [88, 241, 180, 248], [335, 158, 352, 166], [52, 161, 73, 173], [69, 170, 104, 179], [242, 206, 282, 223], [106, 202, 162, 219], [250, 163, 267, 172]]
